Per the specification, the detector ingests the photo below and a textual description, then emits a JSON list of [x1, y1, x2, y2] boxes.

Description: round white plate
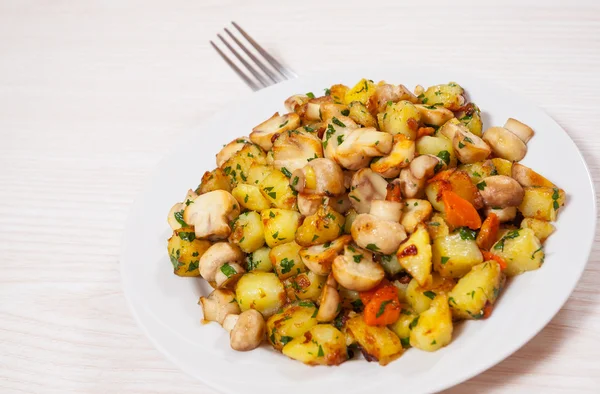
[[121, 68, 596, 394]]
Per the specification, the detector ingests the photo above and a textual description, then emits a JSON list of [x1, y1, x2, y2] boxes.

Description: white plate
[[120, 68, 596, 394]]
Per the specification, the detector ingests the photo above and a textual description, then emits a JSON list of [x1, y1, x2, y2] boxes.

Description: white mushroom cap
[[511, 162, 555, 188], [214, 262, 246, 289], [199, 242, 244, 283], [478, 175, 524, 208], [290, 158, 345, 196], [316, 274, 341, 323], [504, 118, 534, 144], [332, 245, 385, 291], [216, 137, 249, 168], [482, 127, 527, 162], [199, 289, 240, 325], [348, 168, 389, 214], [183, 190, 241, 240], [351, 213, 407, 255], [229, 309, 266, 351]]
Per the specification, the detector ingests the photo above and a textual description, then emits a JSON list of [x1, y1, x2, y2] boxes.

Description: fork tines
[[210, 22, 297, 91]]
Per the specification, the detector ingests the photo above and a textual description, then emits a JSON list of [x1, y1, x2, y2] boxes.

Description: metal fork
[[210, 22, 297, 91]]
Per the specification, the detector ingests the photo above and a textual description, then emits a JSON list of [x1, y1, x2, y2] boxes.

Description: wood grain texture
[[0, 0, 599, 392]]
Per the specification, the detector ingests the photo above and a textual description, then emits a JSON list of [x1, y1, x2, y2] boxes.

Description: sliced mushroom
[[320, 102, 349, 122], [316, 274, 341, 323], [272, 129, 323, 174], [414, 104, 454, 126], [368, 83, 419, 114], [167, 189, 198, 230], [216, 137, 250, 168], [289, 158, 345, 196], [478, 175, 524, 208], [250, 112, 300, 151], [229, 309, 266, 351], [484, 206, 517, 222], [401, 199, 433, 234], [370, 134, 415, 178], [410, 154, 445, 180], [438, 118, 465, 141], [284, 94, 310, 113], [183, 190, 241, 240], [453, 129, 491, 164], [199, 242, 244, 283], [221, 313, 239, 332], [299, 235, 352, 275], [398, 168, 426, 199], [304, 96, 333, 121], [351, 213, 407, 254], [322, 116, 359, 161], [504, 118, 534, 144], [332, 245, 385, 291], [199, 289, 240, 324], [348, 168, 389, 213], [297, 193, 322, 216], [511, 162, 555, 188], [482, 127, 527, 162], [335, 127, 393, 170], [369, 200, 403, 223], [214, 262, 246, 289]]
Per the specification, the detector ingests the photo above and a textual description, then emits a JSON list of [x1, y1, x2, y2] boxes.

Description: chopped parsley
[[531, 246, 543, 260], [464, 136, 474, 143], [353, 254, 363, 263], [458, 141, 465, 149], [350, 195, 361, 202], [174, 210, 187, 227], [376, 300, 391, 318], [220, 263, 237, 278], [317, 345, 324, 357], [552, 188, 560, 210], [366, 243, 380, 252], [423, 291, 436, 300], [437, 150, 451, 165], [269, 211, 276, 218], [311, 234, 319, 242], [278, 120, 289, 128], [280, 336, 293, 345], [459, 227, 477, 240], [280, 258, 295, 274], [306, 92, 315, 99], [351, 299, 364, 312], [400, 337, 411, 348], [341, 109, 350, 116], [281, 167, 292, 178], [441, 256, 450, 265], [178, 231, 196, 242], [337, 135, 345, 145], [332, 117, 346, 128], [409, 316, 419, 330], [476, 181, 487, 190]]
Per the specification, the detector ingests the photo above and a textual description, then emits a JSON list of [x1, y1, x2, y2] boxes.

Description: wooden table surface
[[1, 1, 599, 392]]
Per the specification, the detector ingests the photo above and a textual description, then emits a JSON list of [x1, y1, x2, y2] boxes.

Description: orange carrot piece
[[476, 213, 499, 250], [481, 250, 508, 270], [363, 285, 401, 326], [483, 303, 494, 319], [442, 190, 482, 230]]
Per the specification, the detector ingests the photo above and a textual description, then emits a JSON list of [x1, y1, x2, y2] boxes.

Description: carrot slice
[[359, 279, 391, 305], [441, 190, 482, 229], [476, 213, 499, 250], [363, 286, 401, 326], [481, 250, 507, 270], [483, 303, 494, 319]]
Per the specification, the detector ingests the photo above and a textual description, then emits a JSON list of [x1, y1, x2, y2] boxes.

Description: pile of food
[[166, 79, 565, 366]]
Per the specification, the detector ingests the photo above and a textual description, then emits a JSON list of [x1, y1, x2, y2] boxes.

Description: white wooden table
[[1, 1, 599, 392]]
